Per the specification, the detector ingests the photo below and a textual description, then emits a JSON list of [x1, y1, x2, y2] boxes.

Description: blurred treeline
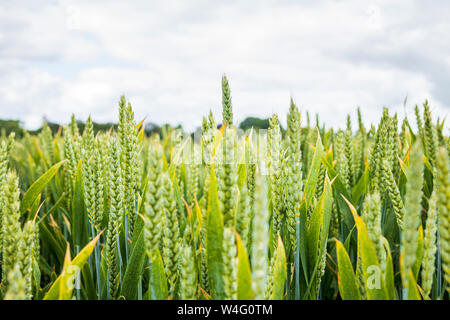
[[0, 118, 175, 138], [0, 116, 276, 138]]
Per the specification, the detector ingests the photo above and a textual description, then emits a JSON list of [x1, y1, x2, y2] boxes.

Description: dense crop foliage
[[0, 77, 449, 300]]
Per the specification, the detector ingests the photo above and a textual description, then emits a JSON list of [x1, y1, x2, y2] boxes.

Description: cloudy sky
[[0, 0, 449, 131]]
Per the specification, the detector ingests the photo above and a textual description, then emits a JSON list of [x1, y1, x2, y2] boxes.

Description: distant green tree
[[1, 116, 285, 138], [238, 117, 285, 134], [238, 117, 271, 131], [0, 120, 22, 138]]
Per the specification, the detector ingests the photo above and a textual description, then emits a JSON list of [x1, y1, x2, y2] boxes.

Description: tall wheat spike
[[401, 142, 423, 290]]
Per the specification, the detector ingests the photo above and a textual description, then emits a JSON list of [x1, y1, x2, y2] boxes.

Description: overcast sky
[[0, 0, 449, 131]]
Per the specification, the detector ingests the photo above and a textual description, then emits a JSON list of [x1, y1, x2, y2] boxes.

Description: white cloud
[[0, 0, 448, 132]]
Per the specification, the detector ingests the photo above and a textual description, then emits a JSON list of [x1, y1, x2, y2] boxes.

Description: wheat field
[[0, 76, 449, 300]]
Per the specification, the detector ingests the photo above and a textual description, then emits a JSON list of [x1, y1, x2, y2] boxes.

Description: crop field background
[[0, 76, 449, 300], [1, 1, 450, 303]]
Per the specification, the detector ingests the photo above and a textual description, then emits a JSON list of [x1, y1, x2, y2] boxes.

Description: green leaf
[[57, 246, 74, 300], [44, 233, 101, 300], [81, 263, 97, 300], [270, 236, 287, 300], [20, 160, 66, 215], [72, 232, 102, 268], [305, 176, 332, 296], [318, 177, 333, 265], [343, 196, 388, 300], [382, 237, 396, 300], [237, 163, 247, 191], [352, 165, 369, 204], [121, 225, 147, 300], [99, 248, 108, 299], [37, 191, 66, 224], [29, 193, 42, 220], [298, 201, 309, 283], [130, 215, 145, 252], [413, 225, 424, 280], [39, 222, 66, 264], [322, 157, 354, 231], [306, 195, 323, 277], [236, 231, 254, 300], [206, 164, 226, 300], [344, 226, 355, 252], [336, 239, 361, 300], [149, 249, 168, 300], [407, 270, 421, 300], [32, 260, 41, 299]]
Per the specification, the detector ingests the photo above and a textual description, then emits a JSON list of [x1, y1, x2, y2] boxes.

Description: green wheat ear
[[265, 252, 275, 300], [362, 191, 385, 270], [345, 115, 354, 188], [161, 172, 180, 295], [370, 109, 391, 192], [118, 97, 141, 236], [187, 141, 200, 207], [85, 144, 104, 233], [178, 243, 197, 300], [18, 221, 36, 299], [70, 114, 79, 137], [436, 147, 450, 293], [423, 100, 437, 166], [285, 99, 302, 252], [200, 116, 214, 251], [251, 169, 269, 299], [218, 127, 238, 227], [62, 126, 76, 208], [2, 171, 21, 286], [236, 182, 250, 248], [199, 245, 209, 292], [421, 190, 438, 296], [0, 137, 12, 255], [39, 121, 55, 165], [268, 114, 282, 249], [222, 75, 233, 126], [390, 113, 400, 176], [143, 136, 164, 269], [223, 227, 237, 300], [352, 130, 364, 183], [4, 264, 26, 300], [106, 137, 123, 299], [400, 117, 409, 157], [357, 107, 365, 133], [401, 142, 423, 290], [335, 129, 350, 191], [382, 158, 405, 229], [83, 116, 95, 157], [415, 104, 424, 139]]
